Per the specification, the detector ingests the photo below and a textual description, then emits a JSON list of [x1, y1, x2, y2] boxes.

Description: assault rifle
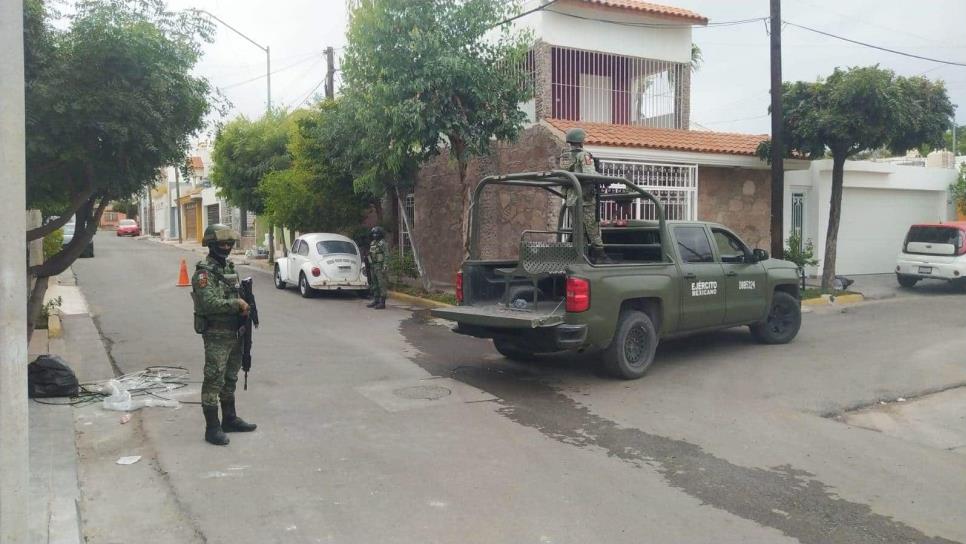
[[239, 277, 259, 390]]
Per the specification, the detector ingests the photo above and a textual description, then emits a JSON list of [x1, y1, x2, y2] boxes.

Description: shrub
[[950, 163, 966, 216], [784, 231, 819, 270], [43, 229, 64, 261], [386, 251, 418, 284]]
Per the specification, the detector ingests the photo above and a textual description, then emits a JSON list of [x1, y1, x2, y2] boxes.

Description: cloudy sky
[[168, 0, 965, 138]]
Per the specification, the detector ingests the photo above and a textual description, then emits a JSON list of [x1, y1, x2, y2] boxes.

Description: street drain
[[392, 384, 452, 401]]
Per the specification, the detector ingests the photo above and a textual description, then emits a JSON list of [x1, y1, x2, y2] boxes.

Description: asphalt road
[[72, 234, 966, 544]]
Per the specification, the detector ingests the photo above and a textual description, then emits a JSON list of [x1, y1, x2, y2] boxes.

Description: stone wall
[[698, 166, 771, 249], [412, 125, 566, 286]]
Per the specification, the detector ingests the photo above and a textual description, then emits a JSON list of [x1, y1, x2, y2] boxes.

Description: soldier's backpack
[[28, 355, 80, 398]]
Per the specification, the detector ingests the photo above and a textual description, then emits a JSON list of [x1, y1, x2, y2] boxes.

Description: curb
[[47, 314, 63, 339], [389, 290, 454, 309], [801, 293, 865, 306]]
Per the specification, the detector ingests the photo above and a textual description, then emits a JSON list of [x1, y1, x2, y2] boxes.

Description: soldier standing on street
[[367, 226, 388, 310], [191, 224, 257, 446], [560, 128, 611, 263]]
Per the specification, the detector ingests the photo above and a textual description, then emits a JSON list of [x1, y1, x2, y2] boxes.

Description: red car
[[116, 219, 141, 237]]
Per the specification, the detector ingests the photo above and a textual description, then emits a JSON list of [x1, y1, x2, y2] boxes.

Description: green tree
[[758, 66, 953, 290], [341, 0, 533, 251], [210, 109, 292, 260], [261, 100, 372, 235], [23, 0, 212, 333]]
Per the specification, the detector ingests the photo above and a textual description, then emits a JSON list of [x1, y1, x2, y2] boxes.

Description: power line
[[783, 21, 966, 67], [218, 54, 321, 90], [491, 0, 560, 28], [294, 78, 327, 108]]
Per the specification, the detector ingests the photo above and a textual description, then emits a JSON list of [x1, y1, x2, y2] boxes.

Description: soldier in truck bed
[[559, 127, 610, 264]]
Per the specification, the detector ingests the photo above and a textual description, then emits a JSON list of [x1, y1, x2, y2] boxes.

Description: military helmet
[[202, 224, 240, 246], [565, 128, 586, 145], [370, 226, 385, 240]]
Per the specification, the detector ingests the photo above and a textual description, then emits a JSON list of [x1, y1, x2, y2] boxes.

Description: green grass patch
[[802, 288, 859, 300], [390, 284, 457, 306]]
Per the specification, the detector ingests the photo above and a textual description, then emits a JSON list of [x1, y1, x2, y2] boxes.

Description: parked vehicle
[[273, 233, 369, 298], [115, 219, 141, 237], [62, 220, 94, 258], [895, 222, 966, 288], [431, 170, 802, 380]]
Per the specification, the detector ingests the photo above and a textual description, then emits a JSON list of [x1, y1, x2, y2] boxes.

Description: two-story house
[[405, 0, 801, 286]]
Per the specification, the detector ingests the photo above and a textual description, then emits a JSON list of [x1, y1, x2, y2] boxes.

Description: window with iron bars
[[596, 159, 698, 221], [399, 193, 416, 255]]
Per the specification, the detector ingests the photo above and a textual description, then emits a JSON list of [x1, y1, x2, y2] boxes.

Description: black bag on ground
[[28, 355, 80, 398]]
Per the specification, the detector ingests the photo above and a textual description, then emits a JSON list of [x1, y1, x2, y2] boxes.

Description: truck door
[[674, 226, 726, 330], [712, 228, 767, 324]]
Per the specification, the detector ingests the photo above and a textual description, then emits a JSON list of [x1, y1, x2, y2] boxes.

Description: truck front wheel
[[602, 310, 658, 380], [493, 338, 536, 362], [750, 291, 801, 344]]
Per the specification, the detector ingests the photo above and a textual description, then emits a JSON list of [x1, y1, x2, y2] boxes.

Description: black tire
[[602, 310, 658, 380], [493, 338, 536, 362], [298, 273, 315, 298], [273, 265, 287, 289], [750, 291, 801, 344], [357, 289, 371, 298], [896, 274, 918, 288]]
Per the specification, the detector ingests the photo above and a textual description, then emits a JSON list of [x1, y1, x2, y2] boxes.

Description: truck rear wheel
[[493, 338, 536, 362], [602, 310, 658, 380], [750, 291, 801, 344]]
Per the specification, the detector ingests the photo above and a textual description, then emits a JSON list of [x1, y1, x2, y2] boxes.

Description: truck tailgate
[[431, 303, 565, 328]]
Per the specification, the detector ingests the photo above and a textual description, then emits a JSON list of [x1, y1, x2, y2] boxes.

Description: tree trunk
[[448, 135, 471, 259], [267, 221, 275, 263], [277, 226, 288, 257], [26, 276, 49, 344], [26, 195, 107, 341], [821, 153, 847, 291], [26, 184, 95, 241]]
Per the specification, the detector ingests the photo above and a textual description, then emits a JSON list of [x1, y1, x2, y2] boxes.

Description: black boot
[[203, 405, 229, 446], [220, 398, 257, 432], [373, 297, 386, 310], [366, 297, 380, 308]]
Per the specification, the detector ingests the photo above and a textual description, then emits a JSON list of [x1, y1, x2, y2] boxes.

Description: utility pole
[[769, 0, 785, 258], [175, 167, 183, 244], [0, 0, 30, 540], [325, 46, 335, 100]]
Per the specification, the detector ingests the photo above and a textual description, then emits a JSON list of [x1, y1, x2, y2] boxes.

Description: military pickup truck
[[431, 170, 802, 379]]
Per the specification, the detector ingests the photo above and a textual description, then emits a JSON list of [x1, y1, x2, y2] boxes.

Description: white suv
[[896, 222, 966, 288]]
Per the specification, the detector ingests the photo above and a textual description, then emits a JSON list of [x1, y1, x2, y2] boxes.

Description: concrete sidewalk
[[28, 270, 85, 544]]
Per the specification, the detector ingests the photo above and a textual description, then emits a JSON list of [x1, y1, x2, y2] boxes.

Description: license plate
[[918, 266, 932, 274]]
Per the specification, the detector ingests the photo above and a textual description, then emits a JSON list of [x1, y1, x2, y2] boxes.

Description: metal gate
[[596, 159, 698, 221]]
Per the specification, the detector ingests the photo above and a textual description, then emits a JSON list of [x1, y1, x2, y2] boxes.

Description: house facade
[[406, 0, 803, 286]]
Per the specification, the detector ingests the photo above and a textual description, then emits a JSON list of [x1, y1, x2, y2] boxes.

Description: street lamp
[[192, 9, 272, 253], [194, 9, 271, 111]]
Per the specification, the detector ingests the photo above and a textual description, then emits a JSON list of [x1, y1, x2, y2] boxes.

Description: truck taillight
[[566, 277, 590, 312], [455, 271, 463, 304]]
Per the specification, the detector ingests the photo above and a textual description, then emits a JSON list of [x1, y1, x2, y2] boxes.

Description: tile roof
[[571, 0, 708, 24], [546, 119, 767, 156], [189, 156, 204, 170]]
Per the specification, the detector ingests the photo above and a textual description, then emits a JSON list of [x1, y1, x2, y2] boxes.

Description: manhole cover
[[392, 385, 452, 401]]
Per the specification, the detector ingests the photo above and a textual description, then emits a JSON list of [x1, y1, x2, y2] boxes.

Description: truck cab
[[432, 171, 801, 379]]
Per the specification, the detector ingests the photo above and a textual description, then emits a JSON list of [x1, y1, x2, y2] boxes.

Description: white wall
[[784, 159, 956, 276], [517, 1, 693, 63]]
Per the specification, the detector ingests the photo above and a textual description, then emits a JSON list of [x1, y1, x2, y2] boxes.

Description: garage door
[[835, 188, 943, 275]]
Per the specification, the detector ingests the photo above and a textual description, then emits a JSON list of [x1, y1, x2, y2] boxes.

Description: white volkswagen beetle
[[273, 233, 369, 298]]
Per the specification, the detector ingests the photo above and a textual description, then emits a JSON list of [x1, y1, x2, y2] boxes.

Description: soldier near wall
[[367, 226, 388, 310], [559, 128, 611, 264], [191, 224, 257, 446]]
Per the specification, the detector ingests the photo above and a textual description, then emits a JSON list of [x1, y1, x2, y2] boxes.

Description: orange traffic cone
[[177, 259, 191, 287]]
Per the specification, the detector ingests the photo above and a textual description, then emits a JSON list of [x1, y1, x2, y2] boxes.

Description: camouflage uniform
[[560, 146, 604, 250], [368, 238, 388, 299], [192, 256, 243, 407]]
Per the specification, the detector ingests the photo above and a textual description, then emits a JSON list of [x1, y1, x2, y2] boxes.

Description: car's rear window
[[906, 226, 960, 244], [317, 241, 357, 255], [119, 219, 136, 226]]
